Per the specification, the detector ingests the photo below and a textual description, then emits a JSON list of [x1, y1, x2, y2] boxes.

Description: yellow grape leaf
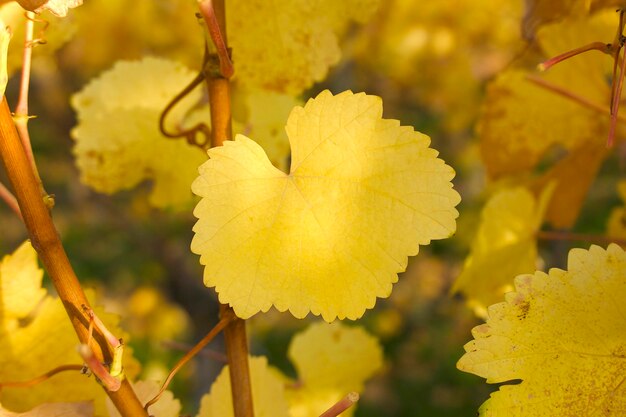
[[66, 0, 203, 76], [227, 0, 381, 94], [0, 4, 75, 76], [286, 321, 383, 417], [191, 90, 460, 321], [196, 356, 289, 417], [522, 0, 623, 39], [353, 0, 523, 133], [607, 180, 626, 238], [14, 0, 81, 16], [0, 16, 8, 98], [239, 89, 302, 173], [106, 381, 180, 417], [532, 139, 608, 228], [71, 57, 207, 209], [452, 187, 550, 317], [0, 243, 140, 415], [480, 11, 613, 179], [0, 401, 92, 417], [0, 241, 45, 325], [458, 244, 626, 416]]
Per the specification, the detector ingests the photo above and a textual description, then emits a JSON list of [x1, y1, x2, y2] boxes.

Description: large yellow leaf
[[451, 187, 550, 317], [0, 243, 140, 415], [458, 244, 626, 416], [226, 0, 380, 94], [191, 90, 460, 321]]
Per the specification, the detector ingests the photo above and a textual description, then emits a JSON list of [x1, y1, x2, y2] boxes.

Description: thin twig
[[526, 74, 626, 123], [319, 393, 360, 417], [14, 12, 44, 188], [198, 0, 234, 78], [0, 180, 22, 219], [158, 70, 211, 148], [144, 314, 234, 413], [161, 340, 229, 362], [608, 38, 626, 147], [0, 364, 84, 388], [537, 41, 612, 71]]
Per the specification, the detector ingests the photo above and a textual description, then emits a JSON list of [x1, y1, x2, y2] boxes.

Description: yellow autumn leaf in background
[[452, 187, 549, 317], [522, 0, 623, 39], [458, 244, 626, 416], [286, 322, 383, 417], [191, 90, 460, 321], [0, 401, 92, 417], [227, 0, 380, 94], [607, 180, 626, 239], [0, 243, 140, 415], [71, 57, 208, 209], [478, 10, 616, 228], [197, 356, 289, 417]]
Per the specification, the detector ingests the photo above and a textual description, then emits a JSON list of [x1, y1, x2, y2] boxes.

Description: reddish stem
[[0, 364, 84, 388], [198, 0, 234, 78], [538, 42, 612, 71], [608, 42, 626, 148], [526, 74, 626, 123], [0, 180, 22, 219], [319, 393, 360, 417], [144, 314, 234, 413]]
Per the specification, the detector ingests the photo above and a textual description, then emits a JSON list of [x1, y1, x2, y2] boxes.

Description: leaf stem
[[319, 392, 360, 417], [526, 74, 626, 124], [144, 313, 233, 413], [14, 12, 44, 189], [537, 41, 611, 71], [0, 97, 147, 417], [0, 180, 22, 219], [0, 364, 84, 388], [198, 0, 234, 78], [608, 37, 626, 148]]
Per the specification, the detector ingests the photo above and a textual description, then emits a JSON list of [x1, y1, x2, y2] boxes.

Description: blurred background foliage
[[0, 0, 622, 415]]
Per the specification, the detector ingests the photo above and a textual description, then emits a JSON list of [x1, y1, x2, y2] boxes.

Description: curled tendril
[[158, 69, 212, 149], [24, 12, 48, 47]]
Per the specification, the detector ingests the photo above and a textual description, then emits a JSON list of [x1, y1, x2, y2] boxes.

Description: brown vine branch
[[0, 364, 84, 389], [198, 0, 234, 78], [198, 1, 252, 416], [0, 97, 147, 416]]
